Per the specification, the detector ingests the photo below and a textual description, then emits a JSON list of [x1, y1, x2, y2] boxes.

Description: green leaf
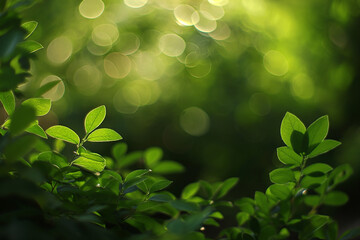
[[9, 105, 36, 136], [324, 191, 348, 206], [125, 169, 150, 182], [170, 199, 200, 212], [299, 215, 329, 240], [280, 112, 306, 149], [21, 21, 38, 39], [46, 125, 80, 145], [87, 128, 122, 142], [151, 160, 184, 174], [84, 105, 106, 133], [329, 164, 353, 187], [277, 146, 302, 166], [308, 140, 341, 158], [306, 115, 329, 151], [149, 193, 174, 202], [0, 90, 15, 115], [117, 151, 142, 168], [0, 28, 24, 59], [303, 163, 333, 177], [268, 184, 291, 200], [236, 212, 250, 226], [145, 147, 163, 168], [112, 142, 127, 160], [182, 182, 200, 199], [35, 80, 61, 97], [214, 177, 239, 199], [269, 168, 295, 184], [17, 40, 43, 53], [25, 120, 47, 138], [255, 191, 269, 213], [4, 135, 38, 160], [72, 152, 106, 173], [304, 195, 321, 207], [21, 98, 51, 116], [149, 180, 173, 193], [300, 175, 326, 189]]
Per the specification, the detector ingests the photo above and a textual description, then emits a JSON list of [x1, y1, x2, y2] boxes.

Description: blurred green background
[[16, 0, 360, 230]]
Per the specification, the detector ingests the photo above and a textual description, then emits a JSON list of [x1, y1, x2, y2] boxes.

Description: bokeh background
[[19, 0, 360, 231]]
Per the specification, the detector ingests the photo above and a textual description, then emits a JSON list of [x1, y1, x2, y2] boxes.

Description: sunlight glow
[[73, 65, 102, 95], [174, 5, 199, 26], [263, 50, 289, 76], [159, 34, 186, 57], [79, 0, 105, 19], [92, 24, 119, 47], [47, 36, 72, 64], [291, 74, 314, 99], [124, 0, 148, 8], [104, 53, 131, 79], [180, 107, 210, 136]]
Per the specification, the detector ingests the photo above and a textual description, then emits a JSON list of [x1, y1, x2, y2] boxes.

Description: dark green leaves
[[21, 21, 38, 39], [87, 128, 122, 142], [308, 140, 341, 158], [9, 105, 36, 136], [72, 152, 106, 173], [84, 105, 106, 134], [46, 125, 80, 145], [269, 168, 295, 184]]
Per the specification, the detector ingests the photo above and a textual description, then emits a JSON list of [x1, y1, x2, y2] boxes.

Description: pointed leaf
[[46, 125, 80, 145], [170, 199, 200, 212], [25, 120, 47, 138], [277, 147, 302, 166], [151, 160, 184, 174], [308, 140, 341, 158], [0, 90, 15, 115], [37, 151, 68, 168], [215, 177, 239, 199], [306, 115, 329, 151], [280, 112, 306, 148], [87, 128, 122, 142], [303, 163, 333, 176], [84, 105, 106, 133], [125, 169, 151, 182], [21, 21, 38, 39], [149, 180, 173, 193], [182, 182, 200, 199], [17, 40, 43, 53], [21, 98, 51, 116], [35, 80, 61, 97], [269, 168, 295, 184], [72, 152, 106, 173]]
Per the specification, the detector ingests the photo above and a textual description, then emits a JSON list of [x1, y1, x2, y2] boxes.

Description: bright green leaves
[[72, 152, 106, 173], [17, 40, 43, 53], [181, 182, 200, 199], [87, 128, 122, 142], [280, 112, 306, 153], [149, 180, 173, 193], [279, 112, 341, 160], [84, 105, 106, 134], [277, 146, 302, 166], [306, 116, 329, 151], [46, 125, 80, 145], [0, 90, 15, 115], [21, 98, 51, 116], [214, 177, 239, 199], [26, 120, 47, 138], [145, 147, 163, 168], [269, 168, 295, 184]]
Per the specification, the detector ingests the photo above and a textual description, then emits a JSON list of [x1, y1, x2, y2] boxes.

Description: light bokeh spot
[[180, 107, 210, 136], [47, 36, 73, 64], [73, 65, 102, 96], [291, 74, 314, 99], [92, 24, 119, 46], [263, 50, 289, 76], [209, 22, 231, 40], [174, 5, 199, 26], [116, 32, 140, 55], [159, 34, 186, 57], [104, 52, 131, 79], [41, 75, 65, 101], [79, 0, 105, 19], [208, 0, 229, 7], [195, 15, 217, 33], [124, 0, 148, 8], [200, 1, 224, 20], [187, 60, 212, 78]]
